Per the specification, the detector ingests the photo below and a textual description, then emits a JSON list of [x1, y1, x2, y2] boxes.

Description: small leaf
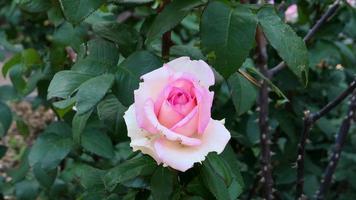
[[15, 180, 39, 200], [146, 0, 203, 44], [76, 73, 115, 114], [257, 6, 309, 85], [72, 39, 120, 75], [200, 158, 230, 200], [32, 163, 57, 189], [104, 156, 157, 191], [47, 70, 92, 100], [228, 72, 257, 116], [81, 129, 115, 159], [93, 22, 141, 57], [150, 167, 175, 200], [28, 122, 73, 170], [18, 0, 51, 13], [201, 2, 257, 78], [59, 0, 106, 24], [72, 109, 93, 144], [113, 51, 162, 106], [0, 101, 12, 137], [0, 145, 7, 159]]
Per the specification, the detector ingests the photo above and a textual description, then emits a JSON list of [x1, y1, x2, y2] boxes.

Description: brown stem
[[256, 26, 274, 200], [315, 90, 356, 199], [269, 0, 341, 77], [295, 79, 356, 199], [158, 0, 172, 61]]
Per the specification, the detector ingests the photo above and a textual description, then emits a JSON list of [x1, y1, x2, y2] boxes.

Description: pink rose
[[285, 4, 298, 23], [347, 0, 356, 8], [124, 57, 231, 172]]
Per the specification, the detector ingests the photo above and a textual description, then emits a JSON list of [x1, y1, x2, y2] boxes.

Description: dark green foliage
[[0, 0, 355, 200]]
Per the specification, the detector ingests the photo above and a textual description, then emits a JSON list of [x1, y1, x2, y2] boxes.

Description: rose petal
[[166, 57, 215, 87], [124, 105, 161, 163], [171, 107, 198, 136], [194, 87, 214, 134], [144, 99, 201, 146], [158, 100, 184, 128], [135, 67, 171, 133], [154, 119, 231, 172]]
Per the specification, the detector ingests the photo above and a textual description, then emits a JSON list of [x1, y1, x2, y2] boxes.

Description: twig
[[256, 26, 274, 200], [295, 79, 356, 199], [315, 90, 356, 200], [269, 0, 341, 77], [158, 0, 172, 61]]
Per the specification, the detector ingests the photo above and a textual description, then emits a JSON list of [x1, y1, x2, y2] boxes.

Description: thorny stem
[[158, 0, 172, 61], [268, 0, 341, 77], [295, 79, 356, 199], [256, 26, 274, 200], [315, 90, 356, 200]]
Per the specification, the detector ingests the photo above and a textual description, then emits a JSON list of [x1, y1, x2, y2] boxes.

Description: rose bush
[[0, 0, 355, 200], [124, 57, 230, 171]]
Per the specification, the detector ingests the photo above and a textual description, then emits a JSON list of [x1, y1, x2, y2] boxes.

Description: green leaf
[[93, 22, 141, 57], [150, 167, 175, 200], [8, 149, 30, 183], [104, 156, 157, 191], [76, 73, 114, 114], [146, 0, 203, 44], [257, 6, 309, 85], [0, 101, 12, 137], [59, 0, 106, 24], [18, 0, 51, 13], [200, 157, 230, 200], [228, 72, 257, 116], [32, 163, 57, 189], [97, 94, 127, 134], [170, 45, 206, 60], [113, 51, 162, 106], [2, 48, 41, 77], [81, 129, 114, 159], [52, 22, 86, 50], [72, 109, 93, 144], [47, 70, 93, 100], [28, 122, 73, 170], [72, 163, 105, 189], [201, 2, 257, 78], [72, 39, 120, 75], [15, 180, 39, 200], [0, 145, 7, 159]]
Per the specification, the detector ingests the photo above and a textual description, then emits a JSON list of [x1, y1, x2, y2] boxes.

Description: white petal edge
[[166, 57, 215, 87], [124, 105, 161, 164], [153, 119, 231, 172]]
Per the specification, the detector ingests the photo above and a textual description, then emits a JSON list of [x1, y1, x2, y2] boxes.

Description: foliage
[[0, 0, 355, 199]]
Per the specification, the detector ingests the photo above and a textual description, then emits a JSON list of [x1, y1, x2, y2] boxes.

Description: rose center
[[168, 88, 191, 106]]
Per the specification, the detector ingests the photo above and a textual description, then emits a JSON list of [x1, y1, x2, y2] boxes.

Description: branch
[[158, 0, 172, 61], [295, 79, 356, 199], [269, 0, 341, 77], [315, 90, 356, 199], [256, 26, 274, 200]]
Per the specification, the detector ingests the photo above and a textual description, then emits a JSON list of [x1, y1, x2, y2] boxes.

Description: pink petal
[[144, 99, 201, 146], [135, 67, 171, 133], [154, 119, 231, 172], [166, 57, 215, 87], [194, 87, 214, 134], [158, 100, 184, 128], [171, 107, 199, 137]]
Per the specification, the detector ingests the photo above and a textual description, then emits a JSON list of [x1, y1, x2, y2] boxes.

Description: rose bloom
[[347, 0, 356, 8], [285, 4, 298, 23], [124, 57, 231, 172]]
